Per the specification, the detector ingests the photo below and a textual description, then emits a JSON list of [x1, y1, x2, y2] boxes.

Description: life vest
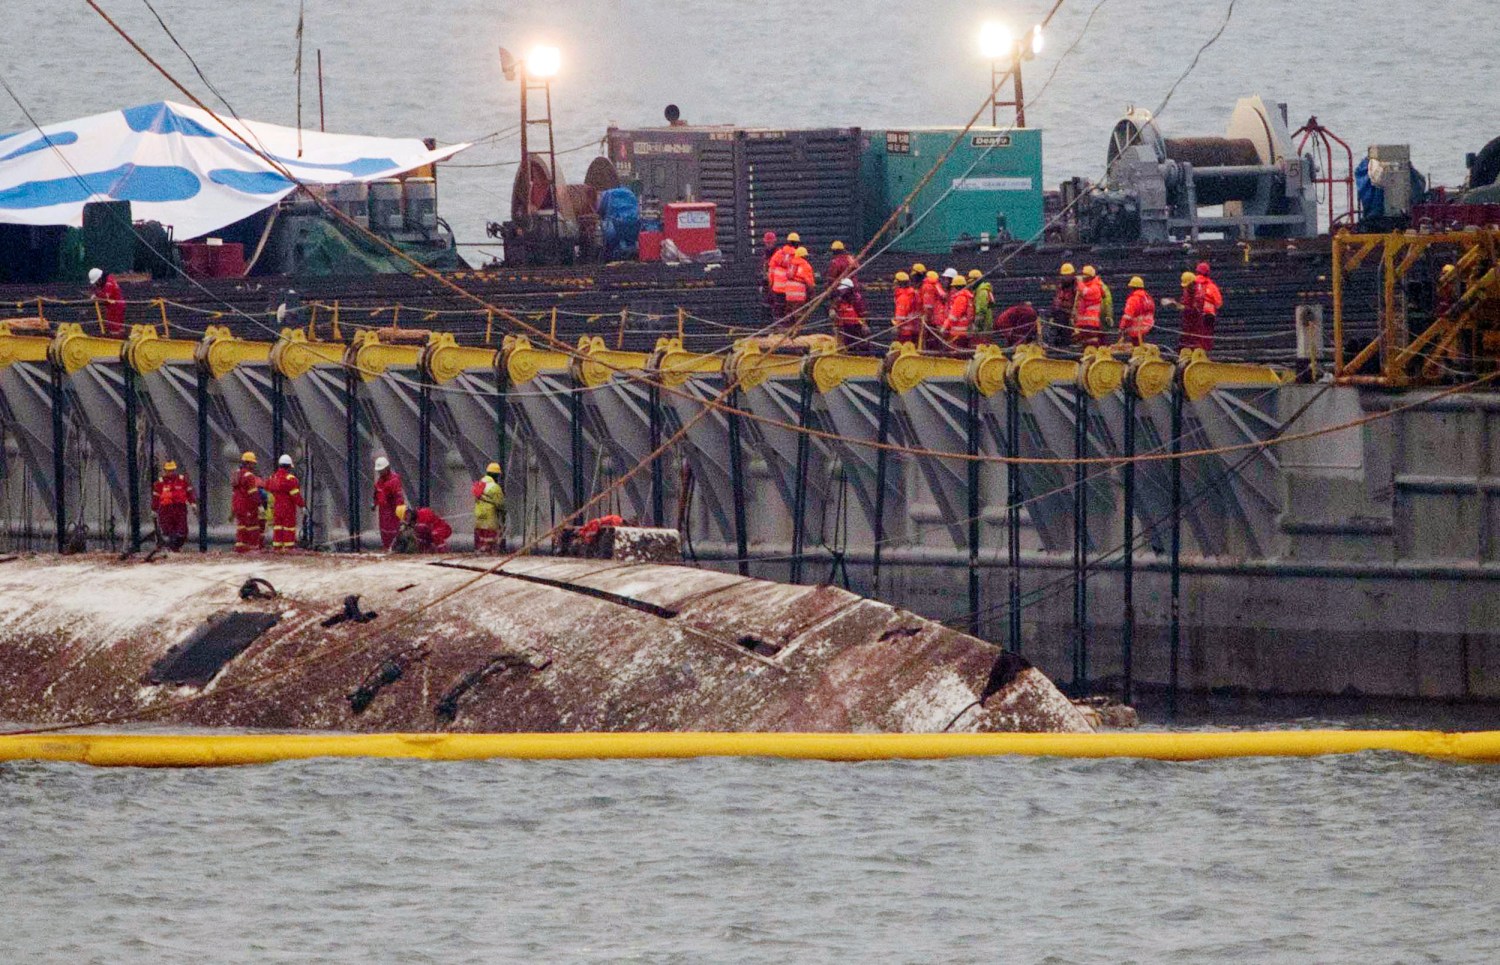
[[1196, 274, 1223, 315], [1074, 278, 1103, 329], [768, 245, 796, 294], [1121, 289, 1156, 339], [152, 474, 194, 510], [945, 289, 975, 336], [784, 257, 814, 304]]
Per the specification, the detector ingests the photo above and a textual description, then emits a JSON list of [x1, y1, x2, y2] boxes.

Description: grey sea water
[[4, 752, 1499, 963]]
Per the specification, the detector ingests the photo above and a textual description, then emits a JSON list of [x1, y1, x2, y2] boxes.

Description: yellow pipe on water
[[1, 731, 1499, 768]]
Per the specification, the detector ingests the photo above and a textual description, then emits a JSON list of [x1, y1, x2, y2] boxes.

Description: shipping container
[[605, 126, 863, 262], [861, 127, 1045, 253]]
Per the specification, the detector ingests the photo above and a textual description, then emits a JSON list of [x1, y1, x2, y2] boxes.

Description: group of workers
[[142, 450, 508, 555], [764, 235, 1225, 354]]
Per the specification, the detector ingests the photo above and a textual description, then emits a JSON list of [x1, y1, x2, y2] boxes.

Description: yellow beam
[[1008, 343, 1079, 398], [572, 335, 651, 388], [1124, 344, 1176, 400], [723, 339, 802, 390], [271, 328, 344, 380], [650, 337, 723, 387], [0, 322, 52, 369], [346, 329, 420, 383], [123, 324, 199, 375], [3, 730, 1500, 767], [808, 347, 883, 394], [198, 326, 271, 380], [423, 332, 498, 385], [1076, 345, 1126, 400], [965, 344, 1008, 398], [884, 341, 968, 394], [48, 322, 122, 374], [1178, 350, 1289, 402], [503, 334, 572, 386]]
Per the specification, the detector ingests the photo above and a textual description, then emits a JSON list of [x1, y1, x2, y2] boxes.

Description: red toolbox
[[663, 202, 717, 256]]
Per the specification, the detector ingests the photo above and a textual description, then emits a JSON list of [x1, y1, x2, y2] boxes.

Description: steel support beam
[[1169, 379, 1184, 718], [1072, 387, 1088, 691], [345, 371, 362, 551], [1122, 390, 1138, 707], [1006, 384, 1022, 653], [726, 387, 750, 577], [966, 385, 981, 638], [123, 365, 141, 552], [872, 378, 892, 599], [195, 367, 209, 553], [789, 378, 814, 585], [418, 375, 433, 509], [49, 363, 66, 552]]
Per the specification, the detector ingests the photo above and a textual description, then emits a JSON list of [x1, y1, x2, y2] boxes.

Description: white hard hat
[[88, 268, 103, 285], [942, 267, 959, 280], [374, 456, 390, 472], [838, 278, 855, 290], [278, 454, 293, 467]]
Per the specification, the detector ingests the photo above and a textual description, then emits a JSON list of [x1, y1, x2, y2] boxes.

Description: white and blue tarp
[[0, 100, 469, 239]]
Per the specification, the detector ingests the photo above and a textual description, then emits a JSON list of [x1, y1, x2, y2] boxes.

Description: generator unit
[[861, 127, 1045, 253], [1088, 95, 1318, 243]]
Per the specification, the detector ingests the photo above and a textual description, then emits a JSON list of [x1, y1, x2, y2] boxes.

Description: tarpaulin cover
[[0, 101, 468, 239]]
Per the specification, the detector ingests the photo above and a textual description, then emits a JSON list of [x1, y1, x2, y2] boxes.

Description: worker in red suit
[[264, 454, 305, 551], [1194, 261, 1223, 350], [892, 271, 920, 342], [1119, 276, 1156, 347], [994, 301, 1040, 347], [830, 278, 871, 351], [231, 451, 264, 553], [827, 240, 858, 287], [943, 275, 976, 349], [1171, 271, 1210, 352], [371, 455, 406, 551], [151, 459, 196, 551], [919, 270, 946, 344], [88, 267, 126, 337], [1072, 265, 1104, 347], [1050, 263, 1079, 347], [760, 231, 780, 320], [398, 504, 453, 553]]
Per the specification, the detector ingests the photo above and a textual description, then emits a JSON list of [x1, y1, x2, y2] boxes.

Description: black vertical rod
[[789, 378, 814, 585], [1073, 387, 1089, 691], [966, 385, 982, 638], [1005, 383, 1022, 653], [195, 367, 210, 553], [123, 365, 141, 552], [496, 357, 510, 465], [871, 377, 892, 599], [270, 370, 286, 462], [1122, 389, 1138, 707], [648, 382, 665, 527], [568, 384, 585, 516], [1169, 378, 1184, 719], [50, 363, 67, 552], [418, 375, 433, 509], [726, 388, 750, 577], [345, 370, 362, 551]]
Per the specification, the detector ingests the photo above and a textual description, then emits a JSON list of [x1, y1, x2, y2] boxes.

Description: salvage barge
[[0, 553, 1093, 734]]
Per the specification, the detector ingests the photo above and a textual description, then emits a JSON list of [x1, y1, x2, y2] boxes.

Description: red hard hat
[[763, 230, 777, 244], [1196, 261, 1211, 275]]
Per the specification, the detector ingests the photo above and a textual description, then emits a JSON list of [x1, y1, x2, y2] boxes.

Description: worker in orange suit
[[827, 240, 858, 287], [264, 454, 305, 551], [371, 455, 406, 551], [783, 246, 815, 318], [943, 275, 976, 349], [1119, 276, 1156, 347], [231, 451, 264, 553], [151, 459, 196, 551], [1195, 261, 1223, 348], [919, 270, 946, 344], [767, 231, 800, 319], [1072, 265, 1104, 347], [892, 271, 920, 342], [88, 267, 126, 337]]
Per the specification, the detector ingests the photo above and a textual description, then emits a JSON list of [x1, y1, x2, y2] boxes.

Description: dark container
[[81, 200, 135, 274]]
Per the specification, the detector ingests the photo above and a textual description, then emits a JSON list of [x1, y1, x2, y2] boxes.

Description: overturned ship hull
[[0, 554, 1092, 734]]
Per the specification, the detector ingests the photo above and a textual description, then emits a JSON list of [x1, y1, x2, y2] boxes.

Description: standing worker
[[1072, 265, 1104, 347], [1119, 276, 1156, 347], [1172, 271, 1209, 352], [265, 454, 305, 552], [943, 275, 975, 349], [88, 267, 126, 337], [371, 455, 406, 551], [892, 271, 920, 342], [830, 278, 871, 350], [1194, 261, 1223, 350], [760, 231, 779, 320], [827, 240, 858, 286], [151, 460, 196, 552], [919, 270, 946, 343], [783, 246, 815, 318], [231, 451, 264, 553], [1050, 263, 1079, 347], [767, 232, 800, 320], [472, 461, 506, 553], [968, 270, 996, 341]]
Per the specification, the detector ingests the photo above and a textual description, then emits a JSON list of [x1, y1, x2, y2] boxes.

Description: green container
[[862, 127, 1044, 253], [81, 200, 136, 274]]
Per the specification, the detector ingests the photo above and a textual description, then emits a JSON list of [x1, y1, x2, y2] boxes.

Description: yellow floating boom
[[2, 730, 1499, 768]]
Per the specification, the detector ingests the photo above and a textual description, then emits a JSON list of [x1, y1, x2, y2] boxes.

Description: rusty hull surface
[[0, 554, 1093, 734]]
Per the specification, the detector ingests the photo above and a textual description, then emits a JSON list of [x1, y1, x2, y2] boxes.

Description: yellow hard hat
[[795, 246, 808, 258], [831, 240, 845, 251], [1082, 265, 1097, 278], [396, 504, 408, 521], [486, 461, 502, 475], [241, 451, 257, 464], [912, 262, 927, 275], [787, 232, 801, 243], [1181, 271, 1197, 285], [967, 269, 983, 282], [1128, 276, 1145, 289], [925, 270, 940, 282], [895, 271, 911, 282], [163, 460, 178, 472], [1059, 263, 1076, 276], [951, 276, 968, 288], [1441, 263, 1457, 276]]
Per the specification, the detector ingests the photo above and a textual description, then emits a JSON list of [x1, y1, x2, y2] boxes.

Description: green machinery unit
[[861, 127, 1044, 253]]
